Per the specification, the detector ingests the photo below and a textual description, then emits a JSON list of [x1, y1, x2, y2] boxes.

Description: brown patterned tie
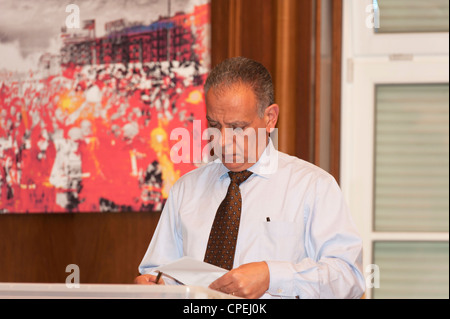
[[204, 170, 253, 270]]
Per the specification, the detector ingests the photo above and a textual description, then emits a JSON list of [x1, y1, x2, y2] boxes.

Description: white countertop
[[0, 282, 239, 299]]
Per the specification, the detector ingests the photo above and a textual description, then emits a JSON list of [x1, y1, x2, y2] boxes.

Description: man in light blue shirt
[[135, 57, 365, 299]]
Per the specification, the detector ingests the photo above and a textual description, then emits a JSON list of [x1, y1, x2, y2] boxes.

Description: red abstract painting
[[0, 0, 210, 213]]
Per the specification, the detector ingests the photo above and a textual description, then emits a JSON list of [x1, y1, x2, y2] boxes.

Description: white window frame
[[352, 0, 449, 56], [341, 0, 449, 299]]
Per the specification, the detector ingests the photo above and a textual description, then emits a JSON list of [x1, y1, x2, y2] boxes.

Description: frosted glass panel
[[374, 84, 449, 232], [373, 242, 449, 299], [375, 0, 449, 33]]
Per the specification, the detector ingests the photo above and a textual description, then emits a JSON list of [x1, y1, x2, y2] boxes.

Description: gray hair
[[204, 57, 275, 117]]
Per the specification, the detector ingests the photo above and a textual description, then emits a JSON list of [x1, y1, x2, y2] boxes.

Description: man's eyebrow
[[224, 120, 250, 126], [206, 115, 217, 122], [206, 116, 250, 127]]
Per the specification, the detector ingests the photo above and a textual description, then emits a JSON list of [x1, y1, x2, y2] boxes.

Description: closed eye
[[208, 121, 220, 129]]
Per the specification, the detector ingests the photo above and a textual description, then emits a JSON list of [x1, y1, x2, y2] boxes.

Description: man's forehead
[[205, 82, 257, 104], [205, 84, 258, 117], [207, 81, 252, 95]]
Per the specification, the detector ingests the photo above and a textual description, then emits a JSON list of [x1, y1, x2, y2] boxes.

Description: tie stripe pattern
[[204, 170, 253, 270]]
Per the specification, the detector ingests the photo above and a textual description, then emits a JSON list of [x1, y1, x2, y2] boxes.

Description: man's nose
[[221, 128, 234, 149]]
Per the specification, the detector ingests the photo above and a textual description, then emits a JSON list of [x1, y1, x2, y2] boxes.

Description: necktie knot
[[228, 170, 253, 185]]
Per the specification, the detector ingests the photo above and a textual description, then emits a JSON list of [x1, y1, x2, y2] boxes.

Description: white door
[[341, 0, 449, 299]]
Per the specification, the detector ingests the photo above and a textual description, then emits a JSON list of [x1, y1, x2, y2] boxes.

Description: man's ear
[[265, 104, 279, 133]]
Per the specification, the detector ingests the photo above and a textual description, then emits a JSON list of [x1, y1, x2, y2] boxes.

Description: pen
[[155, 271, 163, 284]]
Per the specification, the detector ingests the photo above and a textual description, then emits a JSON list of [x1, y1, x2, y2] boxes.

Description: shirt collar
[[216, 138, 278, 180]]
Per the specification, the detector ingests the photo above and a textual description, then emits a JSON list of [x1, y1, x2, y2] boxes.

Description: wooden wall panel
[[0, 212, 160, 283], [330, 0, 343, 183], [238, 0, 277, 75], [210, 0, 230, 67], [0, 214, 70, 282], [277, 0, 315, 161], [211, 0, 277, 73]]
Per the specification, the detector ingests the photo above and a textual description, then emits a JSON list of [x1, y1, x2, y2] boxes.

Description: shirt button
[[277, 288, 283, 294]]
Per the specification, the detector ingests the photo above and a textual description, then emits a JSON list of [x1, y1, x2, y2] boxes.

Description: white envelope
[[155, 257, 228, 287]]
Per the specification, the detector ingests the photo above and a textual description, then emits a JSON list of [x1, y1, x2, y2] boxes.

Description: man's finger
[[209, 271, 234, 291], [134, 274, 165, 285]]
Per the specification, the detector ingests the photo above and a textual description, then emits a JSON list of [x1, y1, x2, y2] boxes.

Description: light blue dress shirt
[[139, 139, 366, 298]]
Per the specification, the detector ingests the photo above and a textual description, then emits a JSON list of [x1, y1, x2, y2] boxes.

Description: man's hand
[[209, 262, 270, 299], [134, 274, 165, 285]]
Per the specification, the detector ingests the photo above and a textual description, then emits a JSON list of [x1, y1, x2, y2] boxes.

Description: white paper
[[155, 257, 228, 287]]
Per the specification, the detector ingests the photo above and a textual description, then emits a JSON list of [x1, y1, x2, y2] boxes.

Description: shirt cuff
[[265, 260, 296, 297]]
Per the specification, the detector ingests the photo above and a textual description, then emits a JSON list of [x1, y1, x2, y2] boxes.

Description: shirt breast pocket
[[261, 221, 304, 261]]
